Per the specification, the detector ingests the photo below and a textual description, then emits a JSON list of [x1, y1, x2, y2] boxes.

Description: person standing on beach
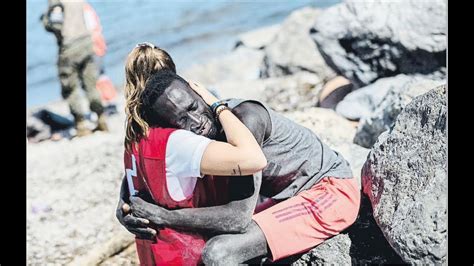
[[41, 0, 108, 137]]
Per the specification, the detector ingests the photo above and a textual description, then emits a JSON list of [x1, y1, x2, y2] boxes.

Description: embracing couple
[[117, 42, 361, 265]]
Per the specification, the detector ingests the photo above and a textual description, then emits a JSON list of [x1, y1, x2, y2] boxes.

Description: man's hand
[[129, 196, 166, 226], [188, 81, 219, 106], [115, 177, 156, 240]]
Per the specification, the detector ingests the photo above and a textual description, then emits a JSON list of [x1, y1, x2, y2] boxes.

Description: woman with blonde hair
[[118, 43, 266, 265], [123, 42, 176, 151]]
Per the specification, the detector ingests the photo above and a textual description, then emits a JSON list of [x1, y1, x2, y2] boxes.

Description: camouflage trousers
[[58, 38, 104, 122]]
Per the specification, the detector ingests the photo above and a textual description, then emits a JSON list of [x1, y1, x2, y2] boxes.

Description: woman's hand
[[188, 81, 219, 106]]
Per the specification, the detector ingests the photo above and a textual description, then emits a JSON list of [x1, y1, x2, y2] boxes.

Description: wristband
[[210, 100, 228, 113]]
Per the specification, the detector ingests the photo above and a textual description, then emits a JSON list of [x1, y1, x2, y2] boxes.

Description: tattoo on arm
[[231, 164, 242, 176]]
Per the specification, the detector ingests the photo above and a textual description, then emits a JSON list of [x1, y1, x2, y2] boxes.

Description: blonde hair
[[124, 43, 176, 151]]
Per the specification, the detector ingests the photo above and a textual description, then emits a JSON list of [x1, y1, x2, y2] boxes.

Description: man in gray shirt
[[117, 71, 360, 264]]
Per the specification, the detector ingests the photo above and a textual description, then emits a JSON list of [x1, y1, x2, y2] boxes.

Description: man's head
[[141, 70, 219, 139]]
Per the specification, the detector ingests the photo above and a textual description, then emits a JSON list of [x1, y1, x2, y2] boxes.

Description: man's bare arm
[[116, 176, 157, 239], [131, 172, 261, 233]]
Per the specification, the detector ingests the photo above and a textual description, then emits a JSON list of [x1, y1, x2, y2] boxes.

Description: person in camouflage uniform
[[41, 0, 108, 136]]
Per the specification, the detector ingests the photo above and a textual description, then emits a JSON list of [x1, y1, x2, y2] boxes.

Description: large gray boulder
[[200, 71, 322, 105], [311, 0, 447, 87], [336, 74, 415, 120], [261, 7, 335, 80], [335, 74, 444, 121], [354, 77, 444, 148], [291, 233, 352, 265], [261, 71, 322, 113], [361, 85, 447, 264]]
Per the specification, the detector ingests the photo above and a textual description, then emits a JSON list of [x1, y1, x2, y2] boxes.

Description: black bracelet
[[211, 101, 228, 114], [210, 101, 221, 112]]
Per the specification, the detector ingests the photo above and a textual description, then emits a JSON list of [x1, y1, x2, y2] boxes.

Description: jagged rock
[[361, 85, 447, 264], [291, 234, 352, 265], [336, 74, 415, 121], [207, 72, 323, 111], [261, 71, 323, 113], [311, 0, 446, 87], [354, 77, 444, 148], [261, 7, 335, 80], [346, 195, 405, 265]]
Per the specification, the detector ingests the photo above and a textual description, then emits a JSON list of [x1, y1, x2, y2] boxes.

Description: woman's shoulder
[[147, 127, 177, 140], [135, 127, 178, 158]]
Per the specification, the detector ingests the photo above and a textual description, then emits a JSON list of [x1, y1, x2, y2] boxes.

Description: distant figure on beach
[[27, 109, 75, 143], [41, 0, 108, 137]]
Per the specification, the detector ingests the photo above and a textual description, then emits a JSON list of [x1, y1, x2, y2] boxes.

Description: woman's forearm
[[189, 82, 267, 175], [217, 108, 261, 151]]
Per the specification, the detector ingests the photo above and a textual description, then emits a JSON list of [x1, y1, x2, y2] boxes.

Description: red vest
[[124, 128, 229, 265]]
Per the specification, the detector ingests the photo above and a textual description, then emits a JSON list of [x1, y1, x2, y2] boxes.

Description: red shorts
[[252, 177, 360, 261]]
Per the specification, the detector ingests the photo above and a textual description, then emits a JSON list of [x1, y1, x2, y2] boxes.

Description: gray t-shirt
[[225, 99, 353, 200]]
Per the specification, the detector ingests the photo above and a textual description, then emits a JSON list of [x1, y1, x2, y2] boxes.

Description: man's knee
[[202, 236, 235, 265]]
